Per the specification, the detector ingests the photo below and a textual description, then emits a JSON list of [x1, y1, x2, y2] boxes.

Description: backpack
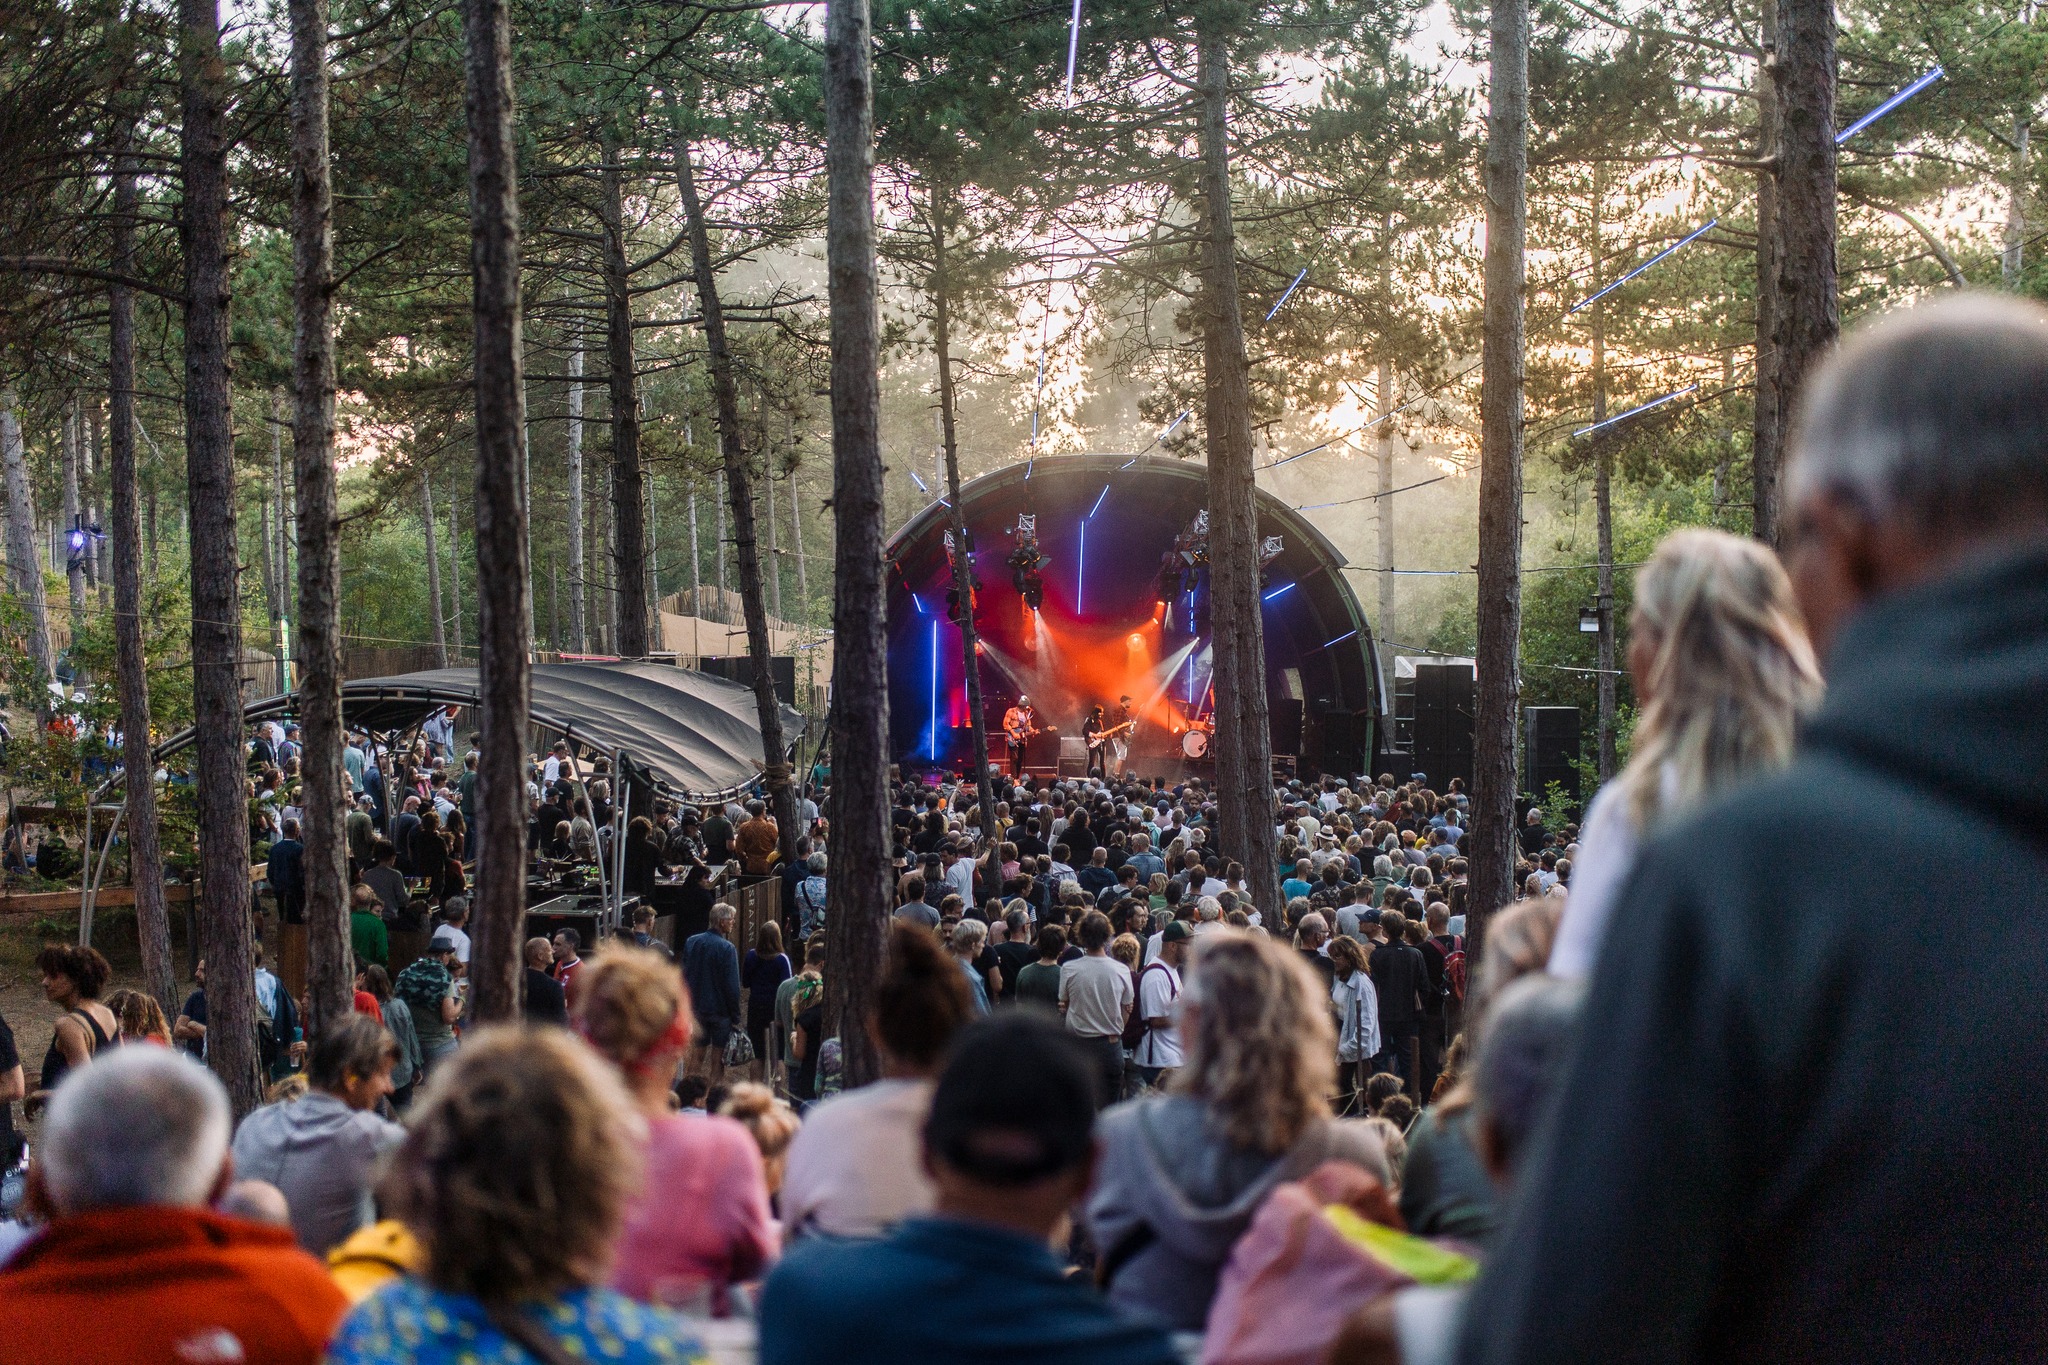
[[1121, 960, 1175, 1052], [1435, 933, 1467, 1006]]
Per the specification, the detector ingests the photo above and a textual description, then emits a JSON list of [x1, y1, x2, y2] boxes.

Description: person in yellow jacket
[[326, 1220, 421, 1303]]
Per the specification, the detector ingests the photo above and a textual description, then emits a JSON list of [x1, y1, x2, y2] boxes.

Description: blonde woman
[[1550, 529, 1821, 979], [1084, 932, 1390, 1332]]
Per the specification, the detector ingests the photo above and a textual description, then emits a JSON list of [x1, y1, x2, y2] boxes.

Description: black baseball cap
[[924, 1014, 1098, 1186]]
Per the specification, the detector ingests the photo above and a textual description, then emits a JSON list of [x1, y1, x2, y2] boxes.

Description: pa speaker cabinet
[[1523, 706, 1582, 804]]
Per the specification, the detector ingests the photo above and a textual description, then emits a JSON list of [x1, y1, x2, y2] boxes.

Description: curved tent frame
[[77, 661, 804, 946]]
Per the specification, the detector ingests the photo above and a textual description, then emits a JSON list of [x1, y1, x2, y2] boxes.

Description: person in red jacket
[[0, 1045, 347, 1364]]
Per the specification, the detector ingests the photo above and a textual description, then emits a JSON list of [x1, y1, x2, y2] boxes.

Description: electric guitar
[[1004, 714, 1054, 746], [1086, 718, 1136, 752]]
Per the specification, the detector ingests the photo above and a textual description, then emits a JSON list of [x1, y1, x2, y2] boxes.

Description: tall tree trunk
[[822, 0, 891, 1088], [108, 151, 175, 1014], [791, 474, 809, 614], [264, 404, 286, 676], [461, 0, 531, 1023], [715, 482, 729, 619], [647, 470, 660, 625], [1470, 0, 1529, 956], [289, 0, 350, 1042], [2004, 110, 2031, 290], [676, 136, 799, 863], [1714, 346, 1735, 519], [1751, 0, 1782, 544], [62, 396, 87, 644], [600, 143, 649, 658], [688, 486, 702, 613], [765, 470, 782, 621], [567, 344, 587, 652], [275, 392, 293, 624], [181, 0, 261, 1118], [1768, 0, 1835, 546], [932, 204, 993, 839], [1375, 357, 1396, 678], [87, 403, 105, 594], [422, 468, 447, 666], [448, 493, 464, 657], [603, 467, 618, 650], [1195, 28, 1279, 922], [9, 389, 61, 700], [1590, 175, 1617, 783]]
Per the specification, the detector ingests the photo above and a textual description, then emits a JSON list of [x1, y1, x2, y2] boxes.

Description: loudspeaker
[[1270, 698, 1304, 757], [1411, 662, 1476, 789], [1523, 706, 1582, 804], [1057, 735, 1088, 778]]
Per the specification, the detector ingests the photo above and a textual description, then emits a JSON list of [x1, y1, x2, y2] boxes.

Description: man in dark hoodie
[[1457, 295, 2048, 1365]]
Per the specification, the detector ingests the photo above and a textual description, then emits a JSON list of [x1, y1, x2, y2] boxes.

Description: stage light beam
[[1837, 65, 1943, 145], [1264, 268, 1308, 321], [1263, 582, 1295, 603]]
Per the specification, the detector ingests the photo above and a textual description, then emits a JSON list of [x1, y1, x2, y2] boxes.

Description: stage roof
[[153, 661, 802, 799]]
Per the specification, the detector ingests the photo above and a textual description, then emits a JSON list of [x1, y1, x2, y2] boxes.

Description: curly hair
[[105, 988, 171, 1044], [37, 944, 111, 999], [382, 1026, 641, 1305], [571, 945, 689, 1071], [1173, 932, 1334, 1154]]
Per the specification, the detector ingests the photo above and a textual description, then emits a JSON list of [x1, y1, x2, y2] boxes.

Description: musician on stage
[[1110, 694, 1136, 778], [1002, 695, 1037, 779], [1082, 705, 1108, 779]]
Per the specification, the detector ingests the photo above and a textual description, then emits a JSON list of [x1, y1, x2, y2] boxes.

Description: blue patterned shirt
[[325, 1278, 707, 1365]]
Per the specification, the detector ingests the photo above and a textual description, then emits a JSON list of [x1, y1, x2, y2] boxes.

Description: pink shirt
[[609, 1112, 777, 1308]]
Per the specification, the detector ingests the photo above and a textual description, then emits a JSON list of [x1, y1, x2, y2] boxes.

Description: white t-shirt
[[779, 1078, 936, 1239], [440, 924, 472, 965], [1134, 959, 1183, 1069], [1058, 954, 1133, 1039]]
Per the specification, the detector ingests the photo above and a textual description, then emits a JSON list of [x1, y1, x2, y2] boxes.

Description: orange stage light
[[1126, 633, 1145, 649]]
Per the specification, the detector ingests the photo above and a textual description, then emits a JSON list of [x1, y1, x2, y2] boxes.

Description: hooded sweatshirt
[[1086, 1093, 1389, 1332], [230, 1091, 405, 1256], [1457, 544, 2048, 1365]]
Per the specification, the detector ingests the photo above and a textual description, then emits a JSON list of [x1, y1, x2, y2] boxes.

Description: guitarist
[[1082, 705, 1109, 779], [1110, 694, 1136, 779], [1002, 695, 1040, 779]]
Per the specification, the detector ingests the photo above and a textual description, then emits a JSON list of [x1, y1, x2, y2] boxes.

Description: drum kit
[[1180, 719, 1214, 759]]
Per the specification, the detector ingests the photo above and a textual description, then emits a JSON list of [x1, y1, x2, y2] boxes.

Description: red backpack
[[1435, 934, 1467, 1006]]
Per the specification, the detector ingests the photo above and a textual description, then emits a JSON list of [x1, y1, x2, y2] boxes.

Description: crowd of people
[[1, 294, 2044, 1362]]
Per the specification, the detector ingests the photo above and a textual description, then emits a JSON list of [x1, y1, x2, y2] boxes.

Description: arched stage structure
[[884, 454, 1384, 780]]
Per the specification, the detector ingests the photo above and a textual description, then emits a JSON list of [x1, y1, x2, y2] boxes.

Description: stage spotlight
[[1127, 632, 1144, 649], [1152, 598, 1167, 624]]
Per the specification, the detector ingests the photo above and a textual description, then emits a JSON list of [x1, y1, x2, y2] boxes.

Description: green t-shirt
[[1016, 961, 1064, 1011], [350, 909, 389, 968]]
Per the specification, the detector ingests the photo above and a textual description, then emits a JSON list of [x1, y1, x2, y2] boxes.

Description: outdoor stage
[[883, 454, 1383, 782]]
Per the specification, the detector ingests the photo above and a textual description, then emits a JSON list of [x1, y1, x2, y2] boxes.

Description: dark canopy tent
[[154, 660, 805, 800]]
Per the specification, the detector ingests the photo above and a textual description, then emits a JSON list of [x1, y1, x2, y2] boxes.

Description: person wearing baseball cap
[[759, 1013, 1175, 1365]]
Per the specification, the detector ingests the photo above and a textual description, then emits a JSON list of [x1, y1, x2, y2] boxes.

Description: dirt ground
[[2, 908, 172, 1098]]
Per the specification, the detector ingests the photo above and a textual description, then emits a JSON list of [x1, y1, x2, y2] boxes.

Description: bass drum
[[1181, 728, 1210, 759]]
